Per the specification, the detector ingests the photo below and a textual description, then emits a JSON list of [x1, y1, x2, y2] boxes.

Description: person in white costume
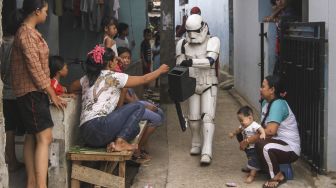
[[176, 14, 220, 164]]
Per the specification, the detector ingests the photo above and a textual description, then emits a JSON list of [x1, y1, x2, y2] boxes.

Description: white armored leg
[[189, 120, 202, 155], [201, 120, 215, 164], [188, 94, 201, 155], [200, 87, 217, 164]]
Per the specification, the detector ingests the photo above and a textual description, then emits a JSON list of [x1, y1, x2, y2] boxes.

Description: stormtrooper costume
[[176, 14, 220, 164]]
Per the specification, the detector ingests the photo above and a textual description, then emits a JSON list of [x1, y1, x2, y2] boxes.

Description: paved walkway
[[132, 89, 312, 188]]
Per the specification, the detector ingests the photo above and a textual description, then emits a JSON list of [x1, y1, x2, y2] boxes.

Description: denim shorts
[[139, 100, 165, 127], [245, 148, 260, 170]]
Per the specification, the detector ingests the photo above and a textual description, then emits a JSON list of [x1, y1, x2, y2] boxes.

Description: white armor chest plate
[[184, 40, 208, 59], [184, 38, 218, 93]]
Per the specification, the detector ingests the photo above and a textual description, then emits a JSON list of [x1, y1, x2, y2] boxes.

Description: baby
[[229, 106, 266, 183]]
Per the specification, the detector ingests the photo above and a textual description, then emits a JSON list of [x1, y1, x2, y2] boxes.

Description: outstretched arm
[[124, 64, 169, 88], [229, 127, 243, 138]]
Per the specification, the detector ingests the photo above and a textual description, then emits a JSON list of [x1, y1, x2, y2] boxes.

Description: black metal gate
[[280, 22, 326, 173]]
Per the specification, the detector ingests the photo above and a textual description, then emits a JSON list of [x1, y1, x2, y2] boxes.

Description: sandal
[[245, 174, 255, 184], [131, 154, 151, 164], [262, 178, 287, 188], [141, 149, 149, 155], [140, 149, 152, 159]]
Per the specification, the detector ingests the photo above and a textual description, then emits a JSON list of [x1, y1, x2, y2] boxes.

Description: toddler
[[49, 55, 75, 98], [101, 16, 119, 57], [229, 106, 266, 183]]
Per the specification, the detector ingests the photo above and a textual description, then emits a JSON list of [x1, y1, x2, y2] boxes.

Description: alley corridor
[[131, 88, 312, 188]]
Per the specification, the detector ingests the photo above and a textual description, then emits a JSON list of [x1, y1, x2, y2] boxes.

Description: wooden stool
[[67, 121, 147, 188]]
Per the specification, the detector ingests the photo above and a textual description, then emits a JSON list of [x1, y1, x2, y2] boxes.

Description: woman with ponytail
[[69, 45, 169, 153], [240, 75, 300, 188], [10, 0, 67, 187]]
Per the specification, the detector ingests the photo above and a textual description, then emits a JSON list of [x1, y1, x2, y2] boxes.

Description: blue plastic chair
[[279, 163, 294, 180]]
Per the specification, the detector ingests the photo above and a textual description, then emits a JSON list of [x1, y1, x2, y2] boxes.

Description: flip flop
[[262, 178, 287, 188], [131, 154, 151, 164], [140, 150, 152, 159]]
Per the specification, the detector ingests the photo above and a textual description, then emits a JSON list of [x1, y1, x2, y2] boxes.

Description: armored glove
[[180, 59, 193, 67]]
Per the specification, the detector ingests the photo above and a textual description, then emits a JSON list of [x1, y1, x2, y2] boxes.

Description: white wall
[[175, 0, 230, 69], [233, 0, 261, 109], [309, 0, 336, 172]]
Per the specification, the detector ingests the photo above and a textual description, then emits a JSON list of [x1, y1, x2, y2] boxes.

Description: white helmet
[[185, 14, 209, 43]]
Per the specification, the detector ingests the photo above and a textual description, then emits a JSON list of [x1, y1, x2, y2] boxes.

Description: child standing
[[101, 16, 119, 56], [152, 32, 160, 88], [229, 106, 266, 183], [141, 29, 153, 90], [49, 55, 75, 98], [115, 22, 135, 50], [141, 29, 152, 75]]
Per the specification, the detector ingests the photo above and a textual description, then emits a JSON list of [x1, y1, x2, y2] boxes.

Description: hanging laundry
[[113, 0, 120, 20], [54, 0, 63, 16]]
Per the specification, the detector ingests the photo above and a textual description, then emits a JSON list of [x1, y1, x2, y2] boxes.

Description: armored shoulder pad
[[206, 37, 220, 54]]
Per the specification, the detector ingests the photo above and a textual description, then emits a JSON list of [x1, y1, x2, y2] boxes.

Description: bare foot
[[113, 138, 138, 152], [106, 142, 116, 152], [245, 175, 255, 183], [245, 169, 257, 183]]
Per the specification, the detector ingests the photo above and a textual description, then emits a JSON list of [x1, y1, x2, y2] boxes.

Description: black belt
[[202, 84, 218, 93]]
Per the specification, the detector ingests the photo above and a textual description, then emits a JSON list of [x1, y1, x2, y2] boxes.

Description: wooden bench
[[67, 121, 147, 188]]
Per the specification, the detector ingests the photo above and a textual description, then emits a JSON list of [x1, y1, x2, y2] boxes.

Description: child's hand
[[228, 132, 235, 139], [61, 93, 77, 99], [145, 104, 158, 112], [260, 133, 266, 140]]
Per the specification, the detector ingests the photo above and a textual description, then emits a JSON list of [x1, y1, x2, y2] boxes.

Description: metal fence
[[280, 22, 326, 173]]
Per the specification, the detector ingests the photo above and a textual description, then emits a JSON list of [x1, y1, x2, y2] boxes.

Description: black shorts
[[3, 99, 25, 135], [17, 91, 54, 134]]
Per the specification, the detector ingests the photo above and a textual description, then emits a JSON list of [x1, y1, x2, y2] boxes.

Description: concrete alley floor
[[131, 89, 312, 188]]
